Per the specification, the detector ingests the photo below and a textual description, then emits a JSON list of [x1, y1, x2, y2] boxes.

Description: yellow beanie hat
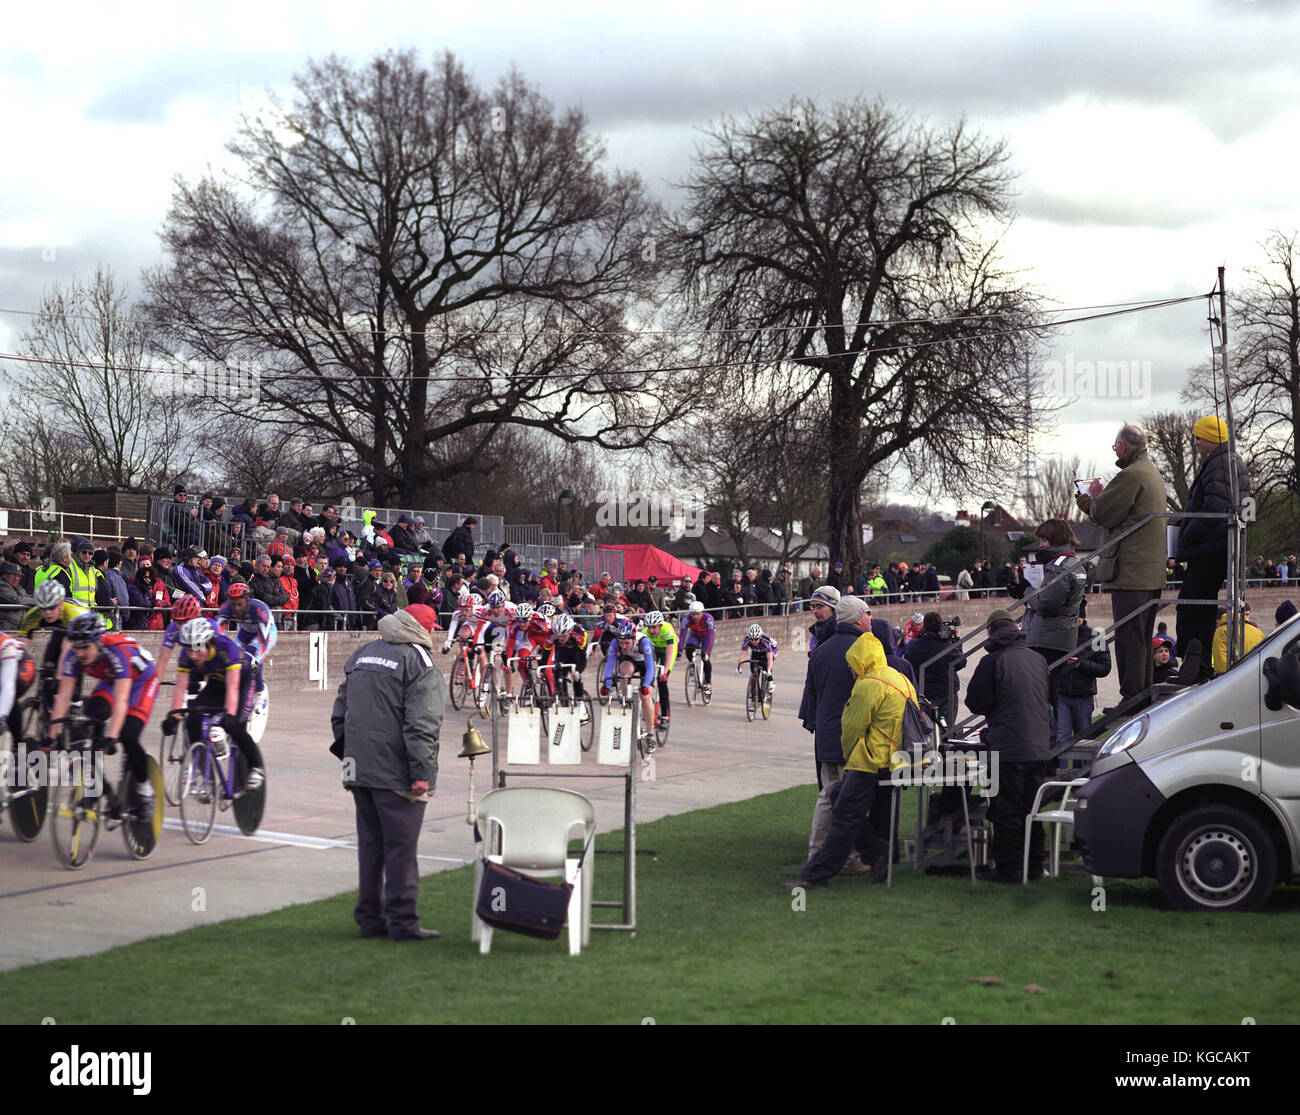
[[1193, 415, 1229, 444]]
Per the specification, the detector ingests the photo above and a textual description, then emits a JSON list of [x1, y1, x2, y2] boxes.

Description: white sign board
[[598, 707, 634, 766], [548, 707, 582, 765], [506, 707, 541, 765]]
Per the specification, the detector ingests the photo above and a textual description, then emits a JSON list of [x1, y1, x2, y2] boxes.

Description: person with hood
[[1277, 599, 1298, 629], [902, 612, 968, 732], [332, 603, 446, 941], [789, 621, 917, 887], [1174, 416, 1251, 682], [389, 514, 418, 554], [501, 548, 524, 598], [826, 561, 845, 592], [964, 609, 1052, 881], [1211, 604, 1263, 674], [798, 592, 874, 874], [1018, 518, 1088, 720]]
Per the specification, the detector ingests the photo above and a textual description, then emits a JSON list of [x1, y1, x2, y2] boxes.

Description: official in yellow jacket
[[789, 622, 917, 887]]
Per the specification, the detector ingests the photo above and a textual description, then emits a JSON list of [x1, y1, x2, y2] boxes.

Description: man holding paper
[[1075, 424, 1168, 706]]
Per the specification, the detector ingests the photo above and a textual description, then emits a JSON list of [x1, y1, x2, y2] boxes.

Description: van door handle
[[1220, 722, 1233, 730]]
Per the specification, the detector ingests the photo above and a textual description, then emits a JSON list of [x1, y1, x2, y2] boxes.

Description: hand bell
[[458, 716, 490, 759]]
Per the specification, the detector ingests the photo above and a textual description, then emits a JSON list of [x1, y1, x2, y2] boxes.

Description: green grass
[[3, 786, 1299, 1024]]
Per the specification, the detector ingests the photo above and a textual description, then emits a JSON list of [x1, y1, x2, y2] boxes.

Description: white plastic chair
[[471, 787, 596, 956], [1023, 778, 1089, 883]]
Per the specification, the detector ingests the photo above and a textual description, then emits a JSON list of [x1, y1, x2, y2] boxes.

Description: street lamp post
[[556, 488, 577, 535], [980, 500, 997, 566]]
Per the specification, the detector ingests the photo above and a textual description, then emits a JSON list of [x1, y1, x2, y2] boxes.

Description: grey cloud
[[83, 52, 298, 124]]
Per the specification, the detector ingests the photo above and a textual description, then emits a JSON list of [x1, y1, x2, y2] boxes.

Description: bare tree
[[146, 50, 688, 508], [1, 265, 195, 496], [1143, 410, 1201, 511], [670, 98, 1049, 582], [1022, 455, 1088, 523]]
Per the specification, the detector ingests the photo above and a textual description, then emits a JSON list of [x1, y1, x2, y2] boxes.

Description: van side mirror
[[1263, 656, 1300, 711]]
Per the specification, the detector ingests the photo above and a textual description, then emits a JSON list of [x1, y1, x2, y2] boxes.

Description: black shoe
[[390, 927, 441, 941], [358, 923, 389, 939]]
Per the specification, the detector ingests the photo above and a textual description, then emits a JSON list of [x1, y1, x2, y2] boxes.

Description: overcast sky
[[2, 0, 1298, 514]]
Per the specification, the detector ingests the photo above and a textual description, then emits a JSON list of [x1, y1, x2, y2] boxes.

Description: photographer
[[902, 611, 967, 733]]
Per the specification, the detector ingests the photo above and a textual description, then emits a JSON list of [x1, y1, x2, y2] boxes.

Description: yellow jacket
[[840, 632, 918, 773], [1212, 613, 1263, 674]]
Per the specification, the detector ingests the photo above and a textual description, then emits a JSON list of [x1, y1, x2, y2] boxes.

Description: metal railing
[[0, 504, 148, 543]]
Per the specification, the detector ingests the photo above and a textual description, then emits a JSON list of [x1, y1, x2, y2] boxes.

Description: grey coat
[[1022, 546, 1088, 655], [332, 610, 445, 797]]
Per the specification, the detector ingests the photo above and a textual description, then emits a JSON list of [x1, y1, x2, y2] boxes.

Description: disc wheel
[[121, 756, 163, 860], [50, 754, 100, 870], [178, 743, 217, 845], [231, 750, 266, 836], [449, 655, 468, 710], [9, 783, 48, 842]]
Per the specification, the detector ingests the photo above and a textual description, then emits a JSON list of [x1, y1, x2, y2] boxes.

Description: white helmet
[[689, 600, 704, 614], [552, 613, 575, 637], [911, 612, 924, 625], [468, 594, 484, 608], [35, 580, 66, 609], [645, 610, 664, 627], [746, 623, 763, 639], [537, 603, 556, 619], [516, 602, 535, 621]]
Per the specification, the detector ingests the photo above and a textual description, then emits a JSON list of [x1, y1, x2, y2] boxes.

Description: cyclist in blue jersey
[[737, 623, 778, 698], [163, 618, 265, 792], [215, 581, 277, 693], [680, 599, 715, 697], [601, 618, 657, 743]]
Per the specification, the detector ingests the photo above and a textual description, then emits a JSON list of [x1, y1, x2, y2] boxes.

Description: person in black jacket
[[1055, 617, 1112, 745], [797, 594, 875, 872], [964, 609, 1052, 882], [441, 517, 477, 567], [902, 613, 968, 732], [826, 561, 845, 592], [1175, 416, 1250, 682]]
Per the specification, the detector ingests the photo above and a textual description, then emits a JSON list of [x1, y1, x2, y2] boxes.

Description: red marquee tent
[[599, 544, 702, 584]]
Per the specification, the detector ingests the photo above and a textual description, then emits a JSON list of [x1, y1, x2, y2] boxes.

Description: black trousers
[[1109, 588, 1159, 701], [1175, 555, 1226, 680], [801, 770, 892, 884], [352, 787, 427, 938], [986, 759, 1051, 879]]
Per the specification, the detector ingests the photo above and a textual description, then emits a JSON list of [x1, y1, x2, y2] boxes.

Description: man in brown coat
[[1076, 423, 1168, 705]]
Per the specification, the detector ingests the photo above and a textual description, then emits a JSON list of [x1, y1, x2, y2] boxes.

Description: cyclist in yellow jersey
[[20, 581, 90, 706], [640, 610, 678, 729]]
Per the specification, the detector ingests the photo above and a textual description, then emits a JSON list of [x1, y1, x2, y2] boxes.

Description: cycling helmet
[[227, 582, 250, 598], [911, 612, 924, 625], [645, 610, 665, 628], [34, 580, 66, 609], [171, 595, 202, 623], [516, 602, 535, 621], [537, 603, 556, 619], [689, 600, 704, 614], [179, 617, 217, 651], [486, 590, 506, 609], [552, 613, 575, 638], [746, 623, 763, 639], [615, 619, 637, 639], [468, 594, 484, 608], [67, 612, 109, 643]]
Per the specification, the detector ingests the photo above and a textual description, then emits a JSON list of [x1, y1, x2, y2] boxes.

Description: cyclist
[[0, 630, 36, 742], [155, 593, 203, 681], [215, 582, 278, 694], [481, 589, 516, 677], [680, 599, 715, 698], [513, 603, 555, 696], [596, 600, 623, 662], [640, 610, 678, 730], [19, 580, 90, 707], [47, 613, 159, 821], [737, 623, 779, 698], [163, 617, 265, 792], [548, 612, 591, 716], [601, 618, 657, 748]]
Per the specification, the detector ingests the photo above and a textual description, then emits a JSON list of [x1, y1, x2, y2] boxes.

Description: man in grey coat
[[332, 604, 446, 941]]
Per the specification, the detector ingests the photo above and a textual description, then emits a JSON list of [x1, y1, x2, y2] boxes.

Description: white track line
[[160, 818, 471, 863]]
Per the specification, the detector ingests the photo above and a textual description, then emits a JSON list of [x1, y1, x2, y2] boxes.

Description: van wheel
[[1155, 805, 1277, 912]]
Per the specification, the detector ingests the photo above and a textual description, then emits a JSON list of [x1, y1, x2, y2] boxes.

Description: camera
[[942, 615, 962, 640]]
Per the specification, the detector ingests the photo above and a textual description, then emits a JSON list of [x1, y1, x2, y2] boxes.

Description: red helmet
[[171, 595, 201, 622], [228, 582, 250, 599]]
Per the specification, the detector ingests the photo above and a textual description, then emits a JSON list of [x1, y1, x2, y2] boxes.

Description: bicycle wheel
[[231, 750, 266, 836], [160, 728, 188, 807], [655, 704, 669, 748], [450, 655, 468, 710], [684, 662, 697, 707], [745, 674, 757, 722], [578, 695, 595, 752], [178, 743, 217, 845], [6, 737, 48, 841], [121, 756, 164, 860], [760, 671, 772, 720], [50, 754, 99, 870]]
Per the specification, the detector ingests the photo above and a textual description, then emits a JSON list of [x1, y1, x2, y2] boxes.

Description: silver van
[[1074, 613, 1300, 911]]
